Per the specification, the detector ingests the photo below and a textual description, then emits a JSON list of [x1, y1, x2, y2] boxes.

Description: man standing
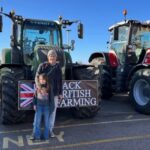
[[35, 49, 63, 137]]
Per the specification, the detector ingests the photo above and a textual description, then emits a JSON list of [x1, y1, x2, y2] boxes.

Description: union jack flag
[[19, 81, 35, 109]]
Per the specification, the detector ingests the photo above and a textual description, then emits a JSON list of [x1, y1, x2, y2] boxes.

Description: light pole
[[66, 29, 71, 52]]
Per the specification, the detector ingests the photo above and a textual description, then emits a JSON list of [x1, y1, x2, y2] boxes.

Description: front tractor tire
[[129, 69, 150, 114], [72, 66, 101, 118], [0, 68, 26, 124]]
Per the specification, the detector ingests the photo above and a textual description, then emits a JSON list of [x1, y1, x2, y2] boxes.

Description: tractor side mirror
[[114, 27, 119, 40], [62, 40, 75, 51], [62, 44, 74, 51], [78, 23, 83, 39], [0, 15, 3, 32]]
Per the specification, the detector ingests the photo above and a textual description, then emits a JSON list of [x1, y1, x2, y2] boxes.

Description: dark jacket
[[35, 62, 62, 96]]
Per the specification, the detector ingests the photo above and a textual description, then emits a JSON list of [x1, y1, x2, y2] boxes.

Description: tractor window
[[17, 24, 21, 45], [131, 26, 150, 62], [110, 26, 129, 64], [22, 23, 60, 55], [53, 30, 59, 46]]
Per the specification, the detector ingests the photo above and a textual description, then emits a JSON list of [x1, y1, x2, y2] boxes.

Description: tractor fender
[[89, 51, 119, 67], [1, 48, 11, 64], [0, 64, 25, 70], [88, 52, 105, 63], [127, 64, 150, 88]]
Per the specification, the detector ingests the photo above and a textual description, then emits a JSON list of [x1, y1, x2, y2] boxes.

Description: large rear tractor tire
[[0, 68, 26, 124], [71, 66, 101, 118], [90, 57, 112, 99], [101, 67, 112, 99], [129, 69, 150, 114], [0, 68, 11, 120]]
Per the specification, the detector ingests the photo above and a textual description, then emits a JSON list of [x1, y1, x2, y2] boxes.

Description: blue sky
[[0, 0, 150, 63]]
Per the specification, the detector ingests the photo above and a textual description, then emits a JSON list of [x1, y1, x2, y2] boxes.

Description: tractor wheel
[[0, 68, 11, 118], [101, 67, 112, 99], [129, 69, 150, 114], [89, 57, 112, 99], [71, 66, 101, 118], [0, 68, 26, 124]]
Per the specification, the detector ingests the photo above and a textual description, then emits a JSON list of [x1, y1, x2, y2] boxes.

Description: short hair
[[47, 50, 57, 57]]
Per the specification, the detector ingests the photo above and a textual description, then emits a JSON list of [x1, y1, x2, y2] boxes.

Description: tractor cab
[[22, 19, 61, 55], [22, 19, 63, 72], [0, 10, 84, 75], [109, 20, 150, 66], [106, 20, 150, 93]]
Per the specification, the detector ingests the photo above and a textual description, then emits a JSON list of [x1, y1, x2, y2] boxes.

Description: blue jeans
[[49, 96, 58, 133], [33, 105, 50, 139]]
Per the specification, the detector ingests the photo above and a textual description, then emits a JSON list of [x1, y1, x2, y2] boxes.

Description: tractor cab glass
[[0, 15, 3, 32], [22, 20, 61, 64], [110, 26, 129, 64], [131, 25, 150, 63]]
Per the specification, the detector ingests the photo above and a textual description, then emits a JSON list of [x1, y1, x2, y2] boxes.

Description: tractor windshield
[[22, 20, 60, 55], [131, 25, 150, 61], [110, 26, 129, 64]]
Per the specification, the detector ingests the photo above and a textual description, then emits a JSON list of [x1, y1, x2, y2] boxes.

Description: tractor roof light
[[123, 9, 127, 16], [123, 9, 127, 22]]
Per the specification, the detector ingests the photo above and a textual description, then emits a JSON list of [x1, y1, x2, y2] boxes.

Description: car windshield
[[23, 20, 60, 54], [110, 26, 129, 64]]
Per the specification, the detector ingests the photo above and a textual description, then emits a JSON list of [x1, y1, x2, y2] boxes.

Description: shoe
[[29, 135, 35, 140], [44, 138, 49, 142], [50, 131, 55, 138], [30, 135, 41, 142], [33, 138, 41, 142]]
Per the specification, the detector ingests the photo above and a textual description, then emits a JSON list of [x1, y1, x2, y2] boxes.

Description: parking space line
[[0, 128, 32, 134], [101, 111, 136, 114], [56, 117, 150, 128], [30, 134, 150, 150], [0, 117, 150, 134]]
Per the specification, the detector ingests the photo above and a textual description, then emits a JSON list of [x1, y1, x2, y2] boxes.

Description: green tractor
[[89, 11, 150, 114], [0, 10, 101, 124]]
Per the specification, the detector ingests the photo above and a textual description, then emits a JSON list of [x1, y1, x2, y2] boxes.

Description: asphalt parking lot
[[1, 94, 150, 150]]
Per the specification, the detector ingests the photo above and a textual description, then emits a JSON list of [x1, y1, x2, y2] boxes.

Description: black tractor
[[89, 15, 150, 114], [0, 10, 101, 124]]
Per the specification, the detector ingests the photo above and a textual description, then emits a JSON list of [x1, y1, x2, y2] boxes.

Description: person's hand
[[37, 88, 41, 93], [58, 95, 63, 100], [59, 95, 63, 99], [33, 105, 36, 111]]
